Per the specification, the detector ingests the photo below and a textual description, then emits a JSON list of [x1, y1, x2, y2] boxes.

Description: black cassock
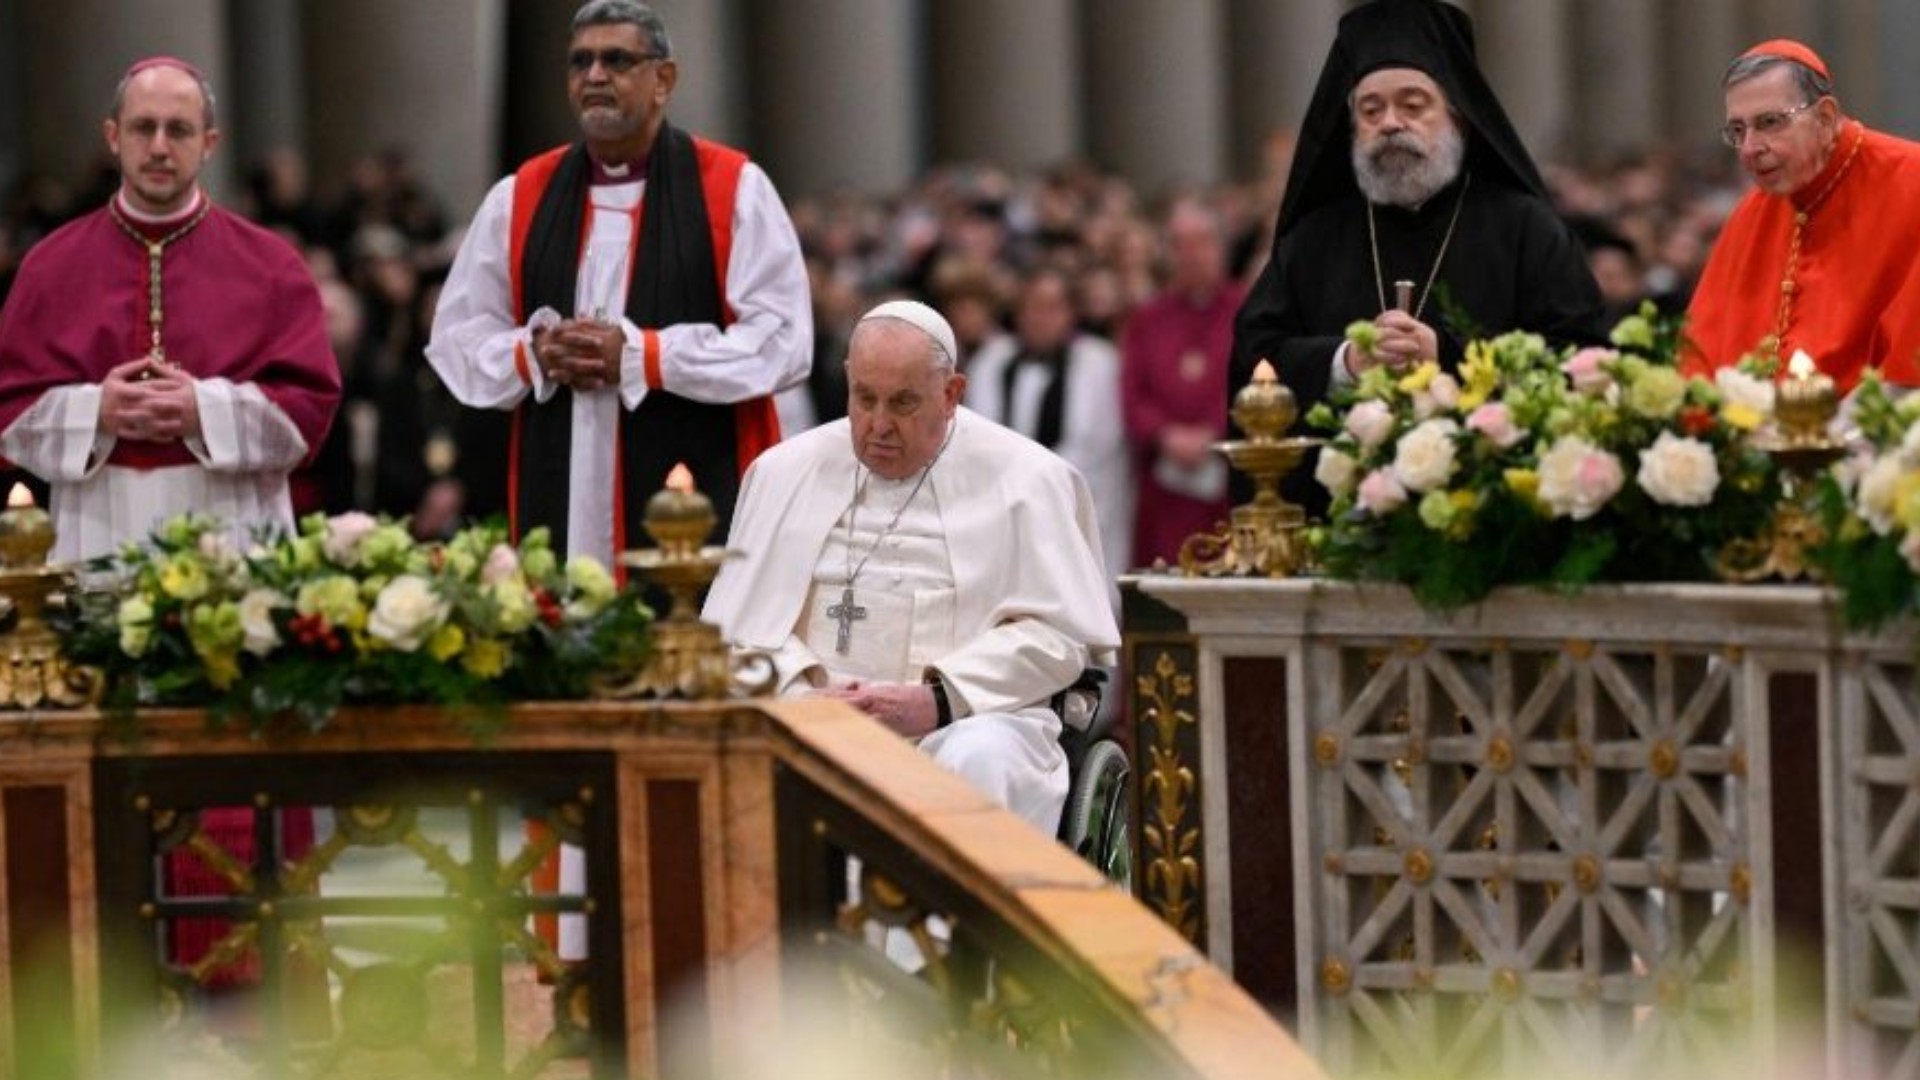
[[1231, 177, 1605, 513]]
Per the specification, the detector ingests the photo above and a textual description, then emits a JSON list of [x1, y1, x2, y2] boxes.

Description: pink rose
[[1428, 373, 1461, 411], [322, 511, 379, 566], [1562, 347, 1618, 394], [1466, 403, 1523, 449], [1356, 468, 1409, 515], [1344, 399, 1396, 450], [481, 543, 521, 585], [1537, 435, 1624, 520]]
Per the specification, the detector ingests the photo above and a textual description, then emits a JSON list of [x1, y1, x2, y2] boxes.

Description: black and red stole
[[509, 124, 770, 553]]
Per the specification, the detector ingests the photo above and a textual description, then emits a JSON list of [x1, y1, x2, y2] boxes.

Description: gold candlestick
[[597, 464, 745, 700], [1176, 360, 1321, 577], [0, 484, 102, 708], [1717, 350, 1844, 582]]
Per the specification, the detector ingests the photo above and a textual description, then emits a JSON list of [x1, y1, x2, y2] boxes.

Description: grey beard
[[1353, 127, 1466, 208]]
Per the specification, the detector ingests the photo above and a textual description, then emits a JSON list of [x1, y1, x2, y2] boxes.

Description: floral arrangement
[[1811, 375, 1920, 629], [1307, 305, 1782, 608], [58, 512, 652, 730]]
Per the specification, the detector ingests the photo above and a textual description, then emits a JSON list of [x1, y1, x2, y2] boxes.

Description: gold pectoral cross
[[827, 586, 867, 655]]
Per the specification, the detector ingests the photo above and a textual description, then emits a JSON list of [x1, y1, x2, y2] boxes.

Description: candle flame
[[5, 483, 32, 510], [665, 463, 695, 494], [1252, 359, 1278, 382], [1787, 350, 1817, 379]]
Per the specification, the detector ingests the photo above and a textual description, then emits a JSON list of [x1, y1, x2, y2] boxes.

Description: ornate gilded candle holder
[[0, 485, 101, 709], [597, 465, 742, 700], [1717, 351, 1846, 582], [1176, 360, 1322, 577]]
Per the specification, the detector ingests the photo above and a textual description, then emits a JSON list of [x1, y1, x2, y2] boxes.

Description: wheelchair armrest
[[1050, 668, 1108, 735]]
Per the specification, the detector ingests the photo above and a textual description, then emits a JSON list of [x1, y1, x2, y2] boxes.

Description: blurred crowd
[[0, 133, 1752, 567]]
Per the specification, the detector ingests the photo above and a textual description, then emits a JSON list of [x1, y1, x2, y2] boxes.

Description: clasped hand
[[1352, 309, 1440, 374], [814, 680, 939, 738], [533, 318, 624, 392], [100, 356, 200, 442]]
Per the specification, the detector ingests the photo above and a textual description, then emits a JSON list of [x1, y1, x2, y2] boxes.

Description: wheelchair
[[1052, 669, 1132, 888]]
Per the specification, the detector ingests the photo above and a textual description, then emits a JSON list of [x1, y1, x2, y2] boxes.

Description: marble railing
[[0, 698, 1313, 1079], [1124, 576, 1920, 1079]]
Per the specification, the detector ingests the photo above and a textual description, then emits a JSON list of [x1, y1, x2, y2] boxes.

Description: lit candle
[[644, 461, 716, 558], [0, 481, 52, 569], [1232, 358, 1295, 442], [1776, 348, 1836, 440]]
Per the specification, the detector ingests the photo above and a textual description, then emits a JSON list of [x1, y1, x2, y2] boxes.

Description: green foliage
[[55, 513, 652, 733], [1310, 304, 1783, 609]]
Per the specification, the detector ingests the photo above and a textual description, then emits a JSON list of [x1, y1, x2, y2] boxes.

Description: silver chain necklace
[[1367, 172, 1470, 320], [826, 423, 955, 654]]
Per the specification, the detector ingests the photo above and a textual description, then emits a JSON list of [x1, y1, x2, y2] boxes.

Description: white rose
[[481, 543, 521, 585], [238, 588, 286, 657], [1899, 420, 1920, 468], [1537, 435, 1625, 520], [367, 574, 450, 652], [1858, 455, 1904, 535], [323, 511, 379, 566], [1902, 531, 1920, 574], [1390, 419, 1459, 494], [1315, 447, 1360, 498], [1428, 373, 1461, 411], [1635, 432, 1721, 507], [1344, 399, 1396, 450], [1715, 368, 1776, 417]]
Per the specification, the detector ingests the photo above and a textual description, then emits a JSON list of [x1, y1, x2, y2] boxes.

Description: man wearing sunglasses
[[429, 0, 811, 569], [1685, 40, 1920, 393]]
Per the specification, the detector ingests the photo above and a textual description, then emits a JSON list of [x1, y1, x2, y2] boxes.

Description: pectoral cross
[[827, 586, 867, 655]]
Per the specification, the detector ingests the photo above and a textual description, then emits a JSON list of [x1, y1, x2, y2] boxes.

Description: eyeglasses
[[567, 48, 665, 75], [1720, 100, 1816, 148]]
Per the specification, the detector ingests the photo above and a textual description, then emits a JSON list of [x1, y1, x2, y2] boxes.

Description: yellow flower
[[297, 575, 367, 631], [202, 651, 241, 690], [1721, 402, 1764, 432], [1457, 344, 1499, 411], [462, 636, 509, 679], [1397, 360, 1439, 393], [158, 556, 210, 601], [428, 624, 466, 662], [1896, 471, 1920, 533], [1503, 468, 1546, 513]]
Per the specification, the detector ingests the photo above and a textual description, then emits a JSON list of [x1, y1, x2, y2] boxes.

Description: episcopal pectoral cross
[[828, 586, 868, 654]]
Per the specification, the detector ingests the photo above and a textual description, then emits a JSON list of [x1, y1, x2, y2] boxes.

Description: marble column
[[1084, 0, 1230, 194], [1877, 1, 1920, 136], [1473, 0, 1573, 163], [0, 0, 19, 199], [929, 0, 1081, 171], [1570, 0, 1663, 162], [742, 0, 922, 195], [226, 0, 305, 171], [651, 0, 748, 148], [17, 0, 229, 199], [502, 4, 578, 170], [1225, 0, 1343, 180], [302, 0, 504, 218], [1831, 0, 1884, 130], [1664, 0, 1746, 156]]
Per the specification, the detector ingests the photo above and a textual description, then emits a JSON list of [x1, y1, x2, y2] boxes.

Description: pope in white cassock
[[703, 300, 1120, 835]]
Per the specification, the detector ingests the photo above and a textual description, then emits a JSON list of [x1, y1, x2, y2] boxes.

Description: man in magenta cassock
[[0, 56, 338, 986], [0, 57, 339, 562]]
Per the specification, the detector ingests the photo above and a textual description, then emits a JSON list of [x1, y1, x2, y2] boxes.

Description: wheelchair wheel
[[1062, 739, 1131, 888]]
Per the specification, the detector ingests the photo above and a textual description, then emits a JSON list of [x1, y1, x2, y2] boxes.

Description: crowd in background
[[0, 132, 1751, 568]]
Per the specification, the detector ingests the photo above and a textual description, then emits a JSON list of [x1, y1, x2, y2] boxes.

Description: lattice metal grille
[[1301, 637, 1763, 1079], [1838, 653, 1920, 1076], [95, 753, 622, 1079]]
